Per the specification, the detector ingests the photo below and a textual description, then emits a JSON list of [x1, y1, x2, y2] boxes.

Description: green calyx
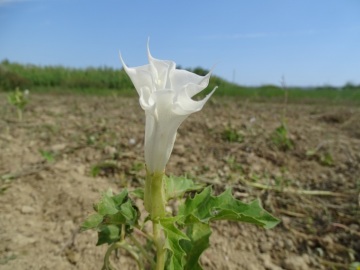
[[144, 170, 167, 219]]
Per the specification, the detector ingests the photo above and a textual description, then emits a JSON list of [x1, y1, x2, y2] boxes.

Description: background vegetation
[[1, 59, 359, 104]]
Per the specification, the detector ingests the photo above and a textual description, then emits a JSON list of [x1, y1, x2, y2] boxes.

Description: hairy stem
[[144, 170, 167, 270], [153, 222, 165, 270]]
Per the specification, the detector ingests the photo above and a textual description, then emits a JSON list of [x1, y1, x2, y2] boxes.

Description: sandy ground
[[0, 94, 359, 270]]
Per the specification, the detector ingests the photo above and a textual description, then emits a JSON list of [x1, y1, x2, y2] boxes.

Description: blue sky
[[0, 0, 359, 86]]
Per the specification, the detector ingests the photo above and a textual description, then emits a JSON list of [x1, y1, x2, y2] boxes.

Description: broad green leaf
[[106, 197, 139, 226], [119, 200, 138, 225], [96, 224, 121, 246], [81, 213, 103, 230], [107, 212, 126, 225], [179, 187, 280, 229], [160, 217, 189, 270], [181, 222, 211, 270], [97, 192, 118, 216], [130, 188, 144, 200], [112, 189, 128, 206], [165, 175, 203, 200]]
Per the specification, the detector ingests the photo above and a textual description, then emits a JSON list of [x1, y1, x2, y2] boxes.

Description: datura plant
[[82, 44, 280, 270]]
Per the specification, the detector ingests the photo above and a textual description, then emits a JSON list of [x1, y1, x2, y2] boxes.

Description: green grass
[[1, 59, 360, 105]]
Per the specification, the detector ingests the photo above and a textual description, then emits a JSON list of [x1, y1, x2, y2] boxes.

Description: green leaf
[[160, 217, 190, 270], [106, 211, 126, 225], [112, 189, 128, 206], [179, 186, 280, 229], [165, 175, 203, 200], [104, 194, 138, 226], [119, 200, 138, 225], [130, 188, 144, 200], [97, 191, 118, 216], [81, 213, 103, 230], [181, 223, 211, 270], [96, 224, 121, 246]]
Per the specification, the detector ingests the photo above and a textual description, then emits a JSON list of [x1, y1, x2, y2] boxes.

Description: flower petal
[[173, 86, 217, 116], [147, 44, 176, 90], [169, 69, 211, 97], [119, 52, 154, 96], [144, 90, 187, 172]]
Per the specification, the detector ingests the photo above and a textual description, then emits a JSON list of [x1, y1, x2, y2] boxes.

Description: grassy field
[[1, 59, 360, 105]]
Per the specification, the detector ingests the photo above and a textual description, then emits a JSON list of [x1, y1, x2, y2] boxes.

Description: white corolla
[[120, 44, 216, 173]]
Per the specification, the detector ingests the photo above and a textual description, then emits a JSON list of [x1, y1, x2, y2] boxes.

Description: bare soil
[[1, 94, 359, 270]]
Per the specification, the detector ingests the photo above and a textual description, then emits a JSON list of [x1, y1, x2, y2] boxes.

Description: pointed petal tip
[[118, 51, 127, 68], [208, 86, 218, 97], [206, 64, 218, 77], [147, 39, 153, 61]]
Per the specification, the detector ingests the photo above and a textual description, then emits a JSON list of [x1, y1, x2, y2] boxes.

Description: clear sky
[[1, 0, 359, 86]]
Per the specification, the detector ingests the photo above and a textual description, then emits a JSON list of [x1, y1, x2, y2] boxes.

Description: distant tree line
[[0, 60, 223, 92], [0, 59, 134, 91], [1, 60, 359, 104]]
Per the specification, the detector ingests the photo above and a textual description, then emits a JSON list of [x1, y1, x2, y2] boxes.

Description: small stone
[[173, 144, 185, 156], [284, 239, 295, 250], [104, 145, 117, 156], [259, 254, 283, 270], [259, 242, 272, 253], [15, 234, 37, 246], [65, 249, 80, 264], [283, 255, 310, 270], [21, 205, 35, 214], [51, 143, 67, 152], [322, 235, 334, 249], [128, 138, 136, 145]]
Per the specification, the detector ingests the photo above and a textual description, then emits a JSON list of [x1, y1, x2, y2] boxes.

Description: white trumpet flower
[[120, 44, 216, 173]]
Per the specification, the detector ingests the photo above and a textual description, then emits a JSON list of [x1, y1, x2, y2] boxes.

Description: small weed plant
[[222, 125, 244, 143], [270, 122, 294, 151], [7, 88, 29, 121]]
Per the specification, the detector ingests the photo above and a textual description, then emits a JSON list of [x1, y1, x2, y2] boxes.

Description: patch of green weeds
[[127, 162, 144, 175], [222, 125, 244, 143], [249, 173, 261, 182], [39, 150, 55, 162], [306, 148, 334, 167], [274, 174, 292, 190], [87, 135, 97, 145], [0, 254, 17, 265], [0, 178, 12, 194], [225, 155, 243, 172], [91, 162, 120, 177], [41, 124, 60, 135], [270, 122, 294, 151]]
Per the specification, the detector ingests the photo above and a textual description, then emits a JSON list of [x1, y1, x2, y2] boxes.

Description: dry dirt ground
[[0, 94, 359, 270]]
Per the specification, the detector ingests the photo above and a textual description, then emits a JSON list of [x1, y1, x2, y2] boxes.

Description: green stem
[[103, 242, 119, 270], [103, 241, 144, 270], [144, 170, 167, 270], [129, 234, 156, 268], [153, 222, 165, 270]]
